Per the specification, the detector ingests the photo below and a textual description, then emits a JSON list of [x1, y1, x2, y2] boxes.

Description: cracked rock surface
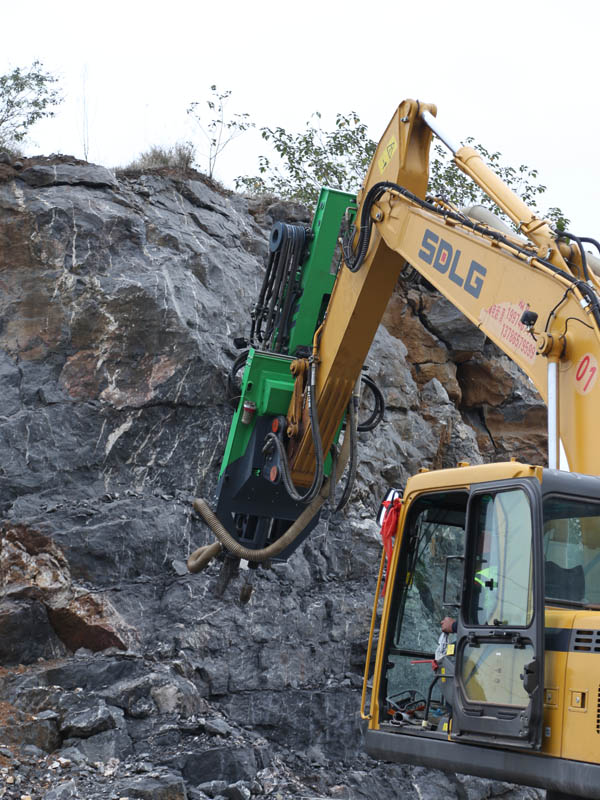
[[0, 156, 545, 798]]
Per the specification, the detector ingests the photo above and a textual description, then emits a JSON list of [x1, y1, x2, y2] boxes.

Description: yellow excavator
[[190, 100, 600, 800]]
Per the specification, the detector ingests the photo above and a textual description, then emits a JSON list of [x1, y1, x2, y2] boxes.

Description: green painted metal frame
[[219, 349, 294, 477], [219, 187, 355, 479], [287, 187, 356, 355]]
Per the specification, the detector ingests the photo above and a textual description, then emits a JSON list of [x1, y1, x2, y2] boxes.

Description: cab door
[[452, 479, 544, 749]]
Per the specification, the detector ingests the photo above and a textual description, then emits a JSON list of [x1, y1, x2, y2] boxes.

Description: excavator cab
[[365, 463, 600, 797], [372, 464, 545, 753]]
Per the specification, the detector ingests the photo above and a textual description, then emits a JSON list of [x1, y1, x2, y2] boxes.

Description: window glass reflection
[[461, 643, 533, 706], [467, 490, 533, 627]]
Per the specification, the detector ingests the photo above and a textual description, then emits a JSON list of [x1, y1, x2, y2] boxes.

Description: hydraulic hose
[[357, 373, 385, 432], [187, 420, 351, 569], [227, 350, 249, 408], [334, 381, 359, 512], [251, 222, 307, 351], [558, 229, 590, 283], [262, 361, 324, 504], [345, 181, 600, 333], [263, 326, 326, 505], [187, 541, 223, 573]]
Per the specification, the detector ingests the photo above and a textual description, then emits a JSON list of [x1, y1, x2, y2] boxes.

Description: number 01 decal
[[575, 353, 598, 395]]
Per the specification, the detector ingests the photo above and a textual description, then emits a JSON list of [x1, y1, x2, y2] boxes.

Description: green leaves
[[0, 61, 62, 149], [236, 112, 569, 229], [235, 112, 375, 205]]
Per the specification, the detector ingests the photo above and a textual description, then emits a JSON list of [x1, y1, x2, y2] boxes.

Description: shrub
[[121, 142, 196, 173]]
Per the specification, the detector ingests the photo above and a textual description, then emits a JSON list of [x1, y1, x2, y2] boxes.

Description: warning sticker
[[479, 301, 537, 364], [378, 136, 397, 174]]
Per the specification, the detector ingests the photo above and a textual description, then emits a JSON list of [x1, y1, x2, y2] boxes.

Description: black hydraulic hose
[[252, 223, 307, 352], [544, 287, 573, 333], [423, 674, 442, 725], [343, 181, 403, 272], [188, 423, 351, 569], [579, 236, 600, 261], [578, 281, 600, 330], [263, 236, 289, 343], [329, 443, 338, 510], [262, 359, 325, 504], [357, 373, 385, 432], [227, 350, 249, 407], [557, 229, 590, 283], [274, 225, 305, 352], [345, 181, 600, 333], [251, 250, 276, 345], [334, 389, 359, 513]]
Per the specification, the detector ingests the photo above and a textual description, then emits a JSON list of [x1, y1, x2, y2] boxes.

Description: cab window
[[465, 489, 534, 627], [543, 496, 600, 605]]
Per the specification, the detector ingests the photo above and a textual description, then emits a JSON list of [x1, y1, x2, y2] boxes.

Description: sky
[[3, 0, 600, 235]]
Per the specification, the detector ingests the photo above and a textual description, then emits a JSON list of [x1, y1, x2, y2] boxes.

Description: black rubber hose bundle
[[262, 359, 325, 505], [251, 222, 307, 352]]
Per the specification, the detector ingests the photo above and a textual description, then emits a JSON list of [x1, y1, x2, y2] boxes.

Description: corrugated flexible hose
[[187, 423, 351, 572]]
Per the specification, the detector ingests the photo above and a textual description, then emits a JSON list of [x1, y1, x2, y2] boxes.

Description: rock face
[[0, 156, 545, 798]]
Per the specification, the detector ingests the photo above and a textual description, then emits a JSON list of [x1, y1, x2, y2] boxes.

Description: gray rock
[[56, 744, 89, 765], [196, 781, 227, 798], [306, 744, 328, 766], [117, 772, 187, 799], [181, 747, 257, 786], [36, 709, 60, 720], [71, 727, 133, 762], [42, 780, 79, 799], [222, 781, 251, 800], [19, 163, 117, 188], [204, 717, 233, 737], [424, 293, 487, 355], [187, 789, 212, 800], [172, 559, 189, 576], [59, 699, 116, 738], [0, 599, 67, 665]]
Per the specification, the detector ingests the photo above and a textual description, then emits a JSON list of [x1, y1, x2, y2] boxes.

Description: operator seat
[[544, 560, 585, 602]]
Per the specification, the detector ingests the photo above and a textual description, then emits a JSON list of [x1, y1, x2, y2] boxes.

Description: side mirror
[[443, 554, 464, 607]]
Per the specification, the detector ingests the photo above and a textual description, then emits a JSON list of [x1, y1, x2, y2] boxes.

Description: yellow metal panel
[[539, 608, 574, 757], [376, 199, 600, 475], [402, 461, 541, 499], [542, 650, 567, 757], [561, 611, 600, 764], [561, 652, 599, 762]]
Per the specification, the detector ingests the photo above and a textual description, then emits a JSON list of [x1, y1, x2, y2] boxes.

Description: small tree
[[236, 111, 375, 206], [188, 85, 254, 180], [236, 112, 568, 228], [0, 61, 62, 150]]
